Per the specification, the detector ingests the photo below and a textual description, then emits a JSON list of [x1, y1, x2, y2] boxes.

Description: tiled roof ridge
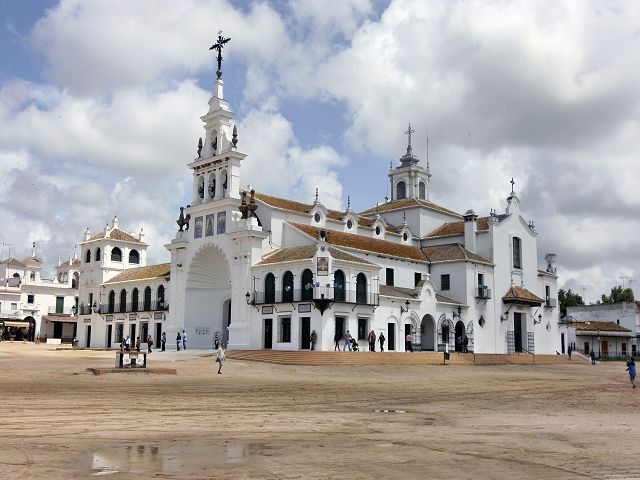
[[87, 228, 144, 244], [104, 263, 171, 284], [252, 190, 346, 220], [359, 197, 462, 218]]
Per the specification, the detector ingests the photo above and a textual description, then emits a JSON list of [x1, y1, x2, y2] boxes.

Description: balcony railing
[[545, 298, 557, 308], [77, 300, 167, 315], [47, 306, 75, 315], [476, 286, 492, 299], [0, 309, 21, 318], [253, 288, 379, 306]]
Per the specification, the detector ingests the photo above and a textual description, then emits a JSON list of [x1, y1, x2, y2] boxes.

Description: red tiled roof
[[257, 245, 375, 266], [425, 217, 490, 238], [502, 286, 544, 305], [360, 197, 461, 218], [287, 222, 428, 262], [252, 191, 345, 221], [564, 321, 631, 333], [104, 264, 171, 284], [87, 228, 144, 244], [421, 244, 492, 265]]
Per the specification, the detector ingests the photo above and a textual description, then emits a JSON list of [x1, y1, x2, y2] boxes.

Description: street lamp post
[[597, 329, 601, 359]]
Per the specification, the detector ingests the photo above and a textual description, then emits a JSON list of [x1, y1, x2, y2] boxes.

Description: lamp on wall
[[452, 305, 462, 319], [400, 299, 410, 315], [245, 291, 258, 311], [534, 314, 542, 325]]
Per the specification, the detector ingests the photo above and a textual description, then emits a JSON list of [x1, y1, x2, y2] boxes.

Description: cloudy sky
[[1, 0, 639, 301]]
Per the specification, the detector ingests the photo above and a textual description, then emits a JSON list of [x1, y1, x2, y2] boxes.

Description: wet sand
[[1, 342, 638, 479]]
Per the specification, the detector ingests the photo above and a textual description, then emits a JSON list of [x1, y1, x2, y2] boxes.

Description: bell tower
[[388, 124, 432, 201], [189, 33, 245, 205]]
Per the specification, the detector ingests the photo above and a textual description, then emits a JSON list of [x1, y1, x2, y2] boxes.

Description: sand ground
[[0, 342, 638, 479]]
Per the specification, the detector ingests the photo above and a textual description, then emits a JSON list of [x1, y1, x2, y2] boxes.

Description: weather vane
[[210, 30, 231, 79]]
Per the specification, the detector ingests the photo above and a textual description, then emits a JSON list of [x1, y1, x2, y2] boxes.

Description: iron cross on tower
[[210, 30, 231, 79]]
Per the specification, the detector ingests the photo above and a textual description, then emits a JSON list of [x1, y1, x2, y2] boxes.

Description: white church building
[[75, 69, 561, 355]]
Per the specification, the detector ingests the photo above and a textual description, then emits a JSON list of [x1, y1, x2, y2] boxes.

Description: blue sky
[[1, 0, 640, 301]]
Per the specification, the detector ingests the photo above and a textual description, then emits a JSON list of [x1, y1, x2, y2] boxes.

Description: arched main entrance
[[421, 314, 436, 351], [455, 320, 465, 352], [184, 245, 231, 349]]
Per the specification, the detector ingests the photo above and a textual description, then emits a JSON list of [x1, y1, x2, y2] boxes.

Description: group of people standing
[[175, 330, 187, 351]]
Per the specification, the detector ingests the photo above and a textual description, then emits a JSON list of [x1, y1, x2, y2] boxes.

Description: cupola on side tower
[[388, 124, 432, 201], [189, 32, 245, 205]]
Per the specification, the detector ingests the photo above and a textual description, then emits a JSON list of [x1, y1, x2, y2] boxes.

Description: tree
[[558, 288, 584, 316], [600, 286, 634, 305]]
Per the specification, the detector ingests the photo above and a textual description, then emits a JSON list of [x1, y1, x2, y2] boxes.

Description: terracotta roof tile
[[257, 245, 376, 266], [421, 244, 492, 265], [425, 217, 490, 238], [563, 321, 631, 333], [104, 263, 171, 284], [252, 191, 345, 221], [502, 286, 544, 305], [0, 257, 26, 266], [360, 198, 461, 218], [87, 228, 144, 244], [287, 222, 428, 262], [436, 293, 465, 306], [379, 285, 420, 299]]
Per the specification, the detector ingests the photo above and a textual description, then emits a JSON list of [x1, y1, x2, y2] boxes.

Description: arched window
[[71, 278, 77, 289], [396, 181, 406, 200], [512, 237, 522, 269], [356, 273, 367, 304], [111, 247, 122, 262], [131, 288, 139, 312], [85, 249, 91, 263], [334, 270, 346, 302], [128, 249, 140, 264], [95, 247, 101, 261], [143, 286, 151, 311], [119, 289, 127, 313], [301, 269, 314, 301], [419, 181, 426, 199], [264, 273, 275, 304], [108, 290, 115, 313], [157, 285, 165, 309], [282, 271, 294, 302]]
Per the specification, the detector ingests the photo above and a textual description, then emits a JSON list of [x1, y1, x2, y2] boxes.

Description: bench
[[115, 350, 149, 368]]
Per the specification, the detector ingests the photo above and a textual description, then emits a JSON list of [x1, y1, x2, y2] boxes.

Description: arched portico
[[184, 244, 231, 348], [421, 314, 436, 351]]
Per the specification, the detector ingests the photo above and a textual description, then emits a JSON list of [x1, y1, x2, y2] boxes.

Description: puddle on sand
[[89, 443, 260, 476]]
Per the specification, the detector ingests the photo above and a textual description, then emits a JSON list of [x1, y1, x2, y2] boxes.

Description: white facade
[[74, 70, 561, 355]]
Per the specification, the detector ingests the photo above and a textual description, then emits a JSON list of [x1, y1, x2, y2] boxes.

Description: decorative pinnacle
[[210, 30, 231, 79], [510, 177, 515, 194], [405, 123, 415, 154], [314, 187, 319, 204], [347, 196, 351, 211]]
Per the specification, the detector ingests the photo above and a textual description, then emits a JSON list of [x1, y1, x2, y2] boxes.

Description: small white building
[[0, 244, 79, 342]]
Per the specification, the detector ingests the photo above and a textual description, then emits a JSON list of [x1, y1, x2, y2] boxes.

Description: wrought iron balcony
[[253, 288, 379, 306], [476, 286, 492, 299], [545, 298, 557, 308], [80, 300, 167, 315]]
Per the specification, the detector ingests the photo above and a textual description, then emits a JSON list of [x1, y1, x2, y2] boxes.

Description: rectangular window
[[55, 296, 64, 314], [280, 317, 291, 343], [441, 274, 450, 291], [478, 273, 484, 287], [386, 268, 394, 286], [27, 294, 35, 304], [11, 302, 17, 310], [513, 237, 522, 269], [545, 285, 551, 301], [415, 272, 422, 287], [358, 318, 367, 340]]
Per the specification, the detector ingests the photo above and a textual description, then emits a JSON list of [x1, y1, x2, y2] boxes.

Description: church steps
[[225, 350, 572, 366]]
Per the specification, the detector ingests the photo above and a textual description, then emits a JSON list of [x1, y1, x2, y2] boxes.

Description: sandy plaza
[[1, 342, 638, 479]]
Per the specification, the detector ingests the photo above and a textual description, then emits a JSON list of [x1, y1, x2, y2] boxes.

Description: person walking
[[368, 330, 376, 352], [626, 357, 636, 388], [590, 349, 596, 365], [161, 332, 166, 352], [343, 330, 352, 352], [334, 330, 341, 351], [379, 332, 386, 352], [310, 330, 317, 351], [568, 345, 572, 360], [176, 331, 181, 351], [147, 334, 153, 354], [216, 343, 226, 374], [125, 335, 131, 352], [405, 332, 413, 352], [182, 330, 187, 350], [135, 336, 141, 352]]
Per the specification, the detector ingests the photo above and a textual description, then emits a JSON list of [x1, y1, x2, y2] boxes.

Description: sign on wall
[[298, 303, 312, 313], [217, 211, 226, 234], [205, 214, 215, 237], [317, 257, 329, 276], [194, 216, 203, 238]]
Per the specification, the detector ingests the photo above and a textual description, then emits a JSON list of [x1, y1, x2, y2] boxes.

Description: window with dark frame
[[478, 273, 484, 287], [358, 318, 367, 340], [441, 274, 450, 291], [27, 294, 34, 304], [414, 272, 422, 287], [512, 237, 522, 269], [386, 268, 394, 286]]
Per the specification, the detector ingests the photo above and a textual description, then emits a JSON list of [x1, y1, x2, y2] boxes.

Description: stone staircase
[[225, 350, 575, 366]]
